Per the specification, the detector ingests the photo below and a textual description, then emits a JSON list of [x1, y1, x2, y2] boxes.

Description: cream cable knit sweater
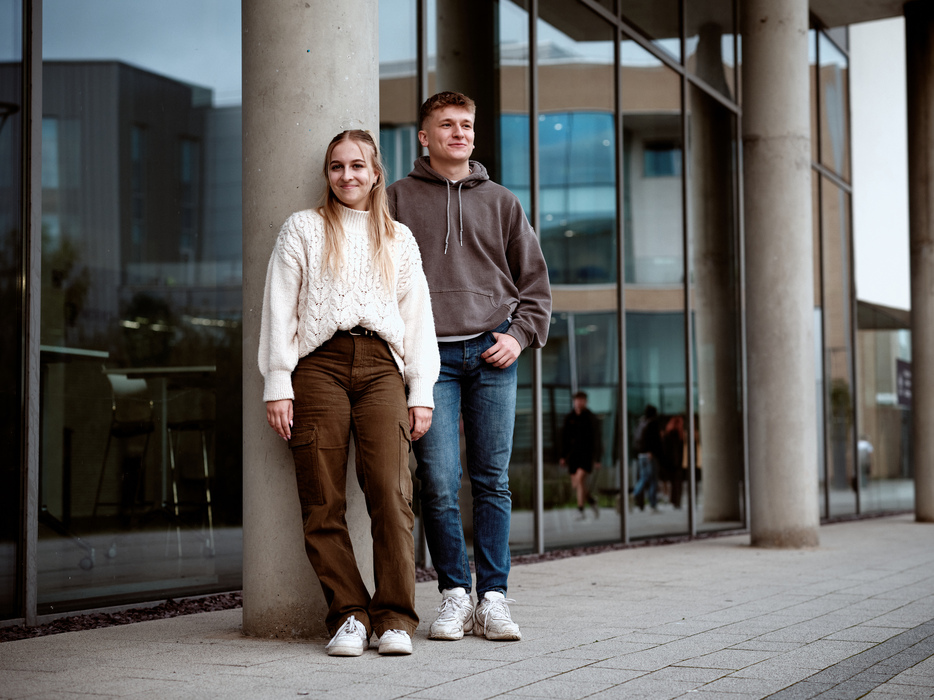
[[258, 206, 439, 408]]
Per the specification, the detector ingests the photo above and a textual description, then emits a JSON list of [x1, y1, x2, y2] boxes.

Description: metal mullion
[[841, 25, 860, 515], [416, 0, 429, 116], [735, 0, 750, 534], [618, 16, 683, 77], [812, 29, 831, 522], [579, 0, 616, 25], [811, 162, 852, 193], [529, 0, 544, 555], [23, 0, 42, 627], [679, 0, 696, 539], [414, 0, 429, 568], [685, 71, 742, 115], [614, 21, 628, 545]]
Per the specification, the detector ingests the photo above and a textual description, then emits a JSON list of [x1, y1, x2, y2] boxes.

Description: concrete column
[[435, 0, 498, 178], [241, 0, 379, 637], [905, 1, 934, 522], [742, 0, 820, 547], [690, 23, 744, 522]]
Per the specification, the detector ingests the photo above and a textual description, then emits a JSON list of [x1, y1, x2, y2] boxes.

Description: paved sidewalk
[[1, 514, 933, 699]]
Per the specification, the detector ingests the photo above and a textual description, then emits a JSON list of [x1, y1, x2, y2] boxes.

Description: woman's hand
[[266, 399, 293, 441], [409, 406, 432, 441]]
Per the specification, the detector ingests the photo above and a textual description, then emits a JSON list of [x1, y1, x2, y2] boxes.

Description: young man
[[387, 92, 551, 642]]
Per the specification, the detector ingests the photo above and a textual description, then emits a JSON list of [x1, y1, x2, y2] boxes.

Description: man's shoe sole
[[475, 624, 521, 641], [429, 618, 473, 640]]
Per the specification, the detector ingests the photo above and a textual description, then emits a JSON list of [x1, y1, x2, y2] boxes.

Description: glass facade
[[34, 0, 242, 615], [1, 0, 906, 623], [377, 0, 751, 556]]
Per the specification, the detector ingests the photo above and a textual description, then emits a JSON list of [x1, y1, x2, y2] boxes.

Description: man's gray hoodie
[[387, 156, 552, 350]]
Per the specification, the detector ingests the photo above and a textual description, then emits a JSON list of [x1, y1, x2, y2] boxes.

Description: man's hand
[[409, 406, 432, 441], [266, 399, 293, 441], [482, 332, 521, 368]]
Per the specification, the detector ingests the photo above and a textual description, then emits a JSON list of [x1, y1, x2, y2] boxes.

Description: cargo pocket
[[399, 421, 413, 504], [290, 426, 323, 510]]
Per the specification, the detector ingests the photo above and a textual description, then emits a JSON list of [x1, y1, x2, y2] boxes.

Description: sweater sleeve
[[504, 203, 553, 350], [395, 229, 440, 409], [257, 215, 306, 402]]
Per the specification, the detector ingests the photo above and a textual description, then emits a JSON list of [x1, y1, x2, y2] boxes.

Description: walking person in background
[[388, 91, 551, 643], [632, 404, 662, 512], [559, 391, 602, 520], [259, 130, 439, 657], [660, 415, 686, 509]]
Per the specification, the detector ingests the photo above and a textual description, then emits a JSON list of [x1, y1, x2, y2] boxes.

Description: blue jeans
[[633, 454, 658, 509], [414, 320, 517, 599]]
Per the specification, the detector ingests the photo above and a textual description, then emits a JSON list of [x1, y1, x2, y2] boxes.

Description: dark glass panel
[[0, 0, 24, 621]]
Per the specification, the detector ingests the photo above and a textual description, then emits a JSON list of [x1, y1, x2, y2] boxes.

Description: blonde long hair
[[319, 130, 398, 288]]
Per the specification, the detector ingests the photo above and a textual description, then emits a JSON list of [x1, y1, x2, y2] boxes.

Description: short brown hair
[[418, 91, 476, 130]]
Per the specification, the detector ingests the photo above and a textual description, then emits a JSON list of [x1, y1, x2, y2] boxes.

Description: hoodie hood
[[408, 156, 490, 254], [408, 156, 490, 188]]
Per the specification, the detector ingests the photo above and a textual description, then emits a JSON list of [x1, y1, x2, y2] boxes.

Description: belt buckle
[[349, 325, 374, 337]]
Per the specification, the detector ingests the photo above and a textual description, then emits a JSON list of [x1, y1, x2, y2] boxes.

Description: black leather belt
[[348, 325, 378, 337]]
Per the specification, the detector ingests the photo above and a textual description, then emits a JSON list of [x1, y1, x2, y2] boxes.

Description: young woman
[[258, 130, 439, 657]]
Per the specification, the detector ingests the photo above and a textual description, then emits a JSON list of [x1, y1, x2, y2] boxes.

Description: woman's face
[[328, 139, 376, 211]]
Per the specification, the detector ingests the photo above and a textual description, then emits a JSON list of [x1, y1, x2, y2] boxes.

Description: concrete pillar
[[241, 0, 379, 637], [435, 0, 498, 178], [905, 1, 934, 522], [742, 0, 820, 547], [690, 23, 744, 522]]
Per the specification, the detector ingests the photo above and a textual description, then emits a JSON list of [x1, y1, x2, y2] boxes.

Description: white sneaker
[[378, 629, 413, 655], [429, 587, 474, 640], [474, 591, 521, 641], [325, 615, 368, 656]]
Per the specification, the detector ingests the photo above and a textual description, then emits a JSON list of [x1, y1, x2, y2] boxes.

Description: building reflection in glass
[[37, 1, 242, 614]]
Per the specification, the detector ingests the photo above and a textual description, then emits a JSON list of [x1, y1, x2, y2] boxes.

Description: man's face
[[573, 396, 587, 413], [418, 105, 476, 168]]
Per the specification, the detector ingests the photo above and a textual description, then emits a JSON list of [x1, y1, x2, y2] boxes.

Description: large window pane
[[0, 0, 24, 621], [687, 83, 743, 532], [537, 1, 620, 549], [821, 177, 856, 517], [496, 0, 537, 554], [379, 0, 418, 184], [856, 319, 912, 512], [818, 32, 850, 181], [38, 0, 242, 613], [621, 40, 687, 538], [685, 0, 736, 101], [618, 0, 680, 63]]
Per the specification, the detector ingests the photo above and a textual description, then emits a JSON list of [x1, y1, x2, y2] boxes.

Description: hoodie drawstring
[[457, 182, 465, 249], [443, 179, 466, 255], [444, 180, 451, 254]]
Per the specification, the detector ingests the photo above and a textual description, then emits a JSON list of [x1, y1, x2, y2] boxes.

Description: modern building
[[2, 0, 932, 635]]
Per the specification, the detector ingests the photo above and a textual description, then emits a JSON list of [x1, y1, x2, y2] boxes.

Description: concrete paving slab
[[2, 515, 933, 700]]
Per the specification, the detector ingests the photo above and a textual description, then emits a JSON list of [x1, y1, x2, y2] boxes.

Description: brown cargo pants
[[289, 331, 418, 638]]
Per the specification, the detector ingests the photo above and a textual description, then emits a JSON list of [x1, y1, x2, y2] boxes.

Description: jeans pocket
[[399, 421, 413, 504], [290, 426, 323, 511]]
